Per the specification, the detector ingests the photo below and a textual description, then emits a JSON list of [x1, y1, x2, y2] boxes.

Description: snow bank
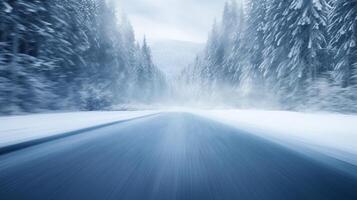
[[0, 111, 159, 148], [192, 109, 357, 165], [2, 109, 356, 165]]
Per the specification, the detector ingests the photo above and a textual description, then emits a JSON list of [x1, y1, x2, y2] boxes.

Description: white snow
[[192, 109, 357, 165], [1, 109, 357, 166], [0, 111, 159, 148], [3, 2, 13, 13]]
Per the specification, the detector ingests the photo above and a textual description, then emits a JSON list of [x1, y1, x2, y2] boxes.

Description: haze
[[117, 0, 234, 42]]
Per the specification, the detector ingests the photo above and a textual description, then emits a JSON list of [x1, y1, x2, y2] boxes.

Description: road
[[1, 113, 357, 200]]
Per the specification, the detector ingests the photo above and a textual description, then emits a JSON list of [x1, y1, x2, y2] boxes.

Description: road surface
[[1, 113, 357, 200]]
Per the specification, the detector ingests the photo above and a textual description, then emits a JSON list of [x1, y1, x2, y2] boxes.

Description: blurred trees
[[0, 0, 166, 114], [182, 0, 357, 112]]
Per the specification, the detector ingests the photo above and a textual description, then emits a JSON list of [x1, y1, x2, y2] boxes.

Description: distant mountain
[[149, 40, 204, 78]]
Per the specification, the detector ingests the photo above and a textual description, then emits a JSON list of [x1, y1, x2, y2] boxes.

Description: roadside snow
[[1, 109, 356, 166], [192, 109, 357, 165], [0, 111, 159, 148]]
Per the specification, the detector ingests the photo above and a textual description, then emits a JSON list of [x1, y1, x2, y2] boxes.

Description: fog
[[117, 0, 239, 42]]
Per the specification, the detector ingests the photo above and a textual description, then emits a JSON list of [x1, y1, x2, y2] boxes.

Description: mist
[[1, 0, 357, 114], [1, 1, 357, 199], [118, 0, 231, 42]]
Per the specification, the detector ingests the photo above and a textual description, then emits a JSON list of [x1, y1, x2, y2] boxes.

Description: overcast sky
[[116, 0, 233, 43]]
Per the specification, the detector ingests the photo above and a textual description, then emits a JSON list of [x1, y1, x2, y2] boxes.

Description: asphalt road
[[1, 113, 357, 200]]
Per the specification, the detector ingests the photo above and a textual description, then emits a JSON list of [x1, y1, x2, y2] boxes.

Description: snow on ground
[[1, 108, 356, 166], [0, 111, 159, 148], [192, 109, 357, 165]]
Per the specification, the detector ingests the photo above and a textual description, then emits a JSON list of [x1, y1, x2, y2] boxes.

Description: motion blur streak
[[1, 113, 357, 200]]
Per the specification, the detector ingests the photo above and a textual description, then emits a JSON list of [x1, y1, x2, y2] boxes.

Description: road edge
[[0, 113, 161, 156]]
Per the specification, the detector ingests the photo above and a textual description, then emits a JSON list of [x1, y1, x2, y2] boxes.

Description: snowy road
[[1, 112, 357, 200]]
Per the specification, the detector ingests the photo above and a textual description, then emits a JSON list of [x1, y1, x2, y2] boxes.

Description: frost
[[291, 0, 303, 10], [313, 0, 323, 11], [3, 2, 13, 13]]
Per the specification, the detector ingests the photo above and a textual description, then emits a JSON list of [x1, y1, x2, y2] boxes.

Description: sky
[[116, 0, 233, 43]]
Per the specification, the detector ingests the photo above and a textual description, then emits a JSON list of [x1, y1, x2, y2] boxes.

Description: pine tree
[[189, 1, 241, 96], [0, 0, 167, 114], [329, 0, 357, 88], [262, 0, 330, 108], [328, 0, 357, 112], [0, 0, 58, 113], [245, 0, 267, 85]]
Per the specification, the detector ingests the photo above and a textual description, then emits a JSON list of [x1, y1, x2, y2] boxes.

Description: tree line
[[182, 0, 357, 112], [0, 0, 166, 114]]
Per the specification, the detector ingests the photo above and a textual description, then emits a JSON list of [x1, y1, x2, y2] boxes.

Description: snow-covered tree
[[180, 0, 340, 110], [184, 0, 242, 100], [244, 0, 267, 86], [0, 0, 58, 113], [328, 0, 357, 112], [0, 0, 166, 114], [329, 0, 357, 88], [261, 0, 330, 108]]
